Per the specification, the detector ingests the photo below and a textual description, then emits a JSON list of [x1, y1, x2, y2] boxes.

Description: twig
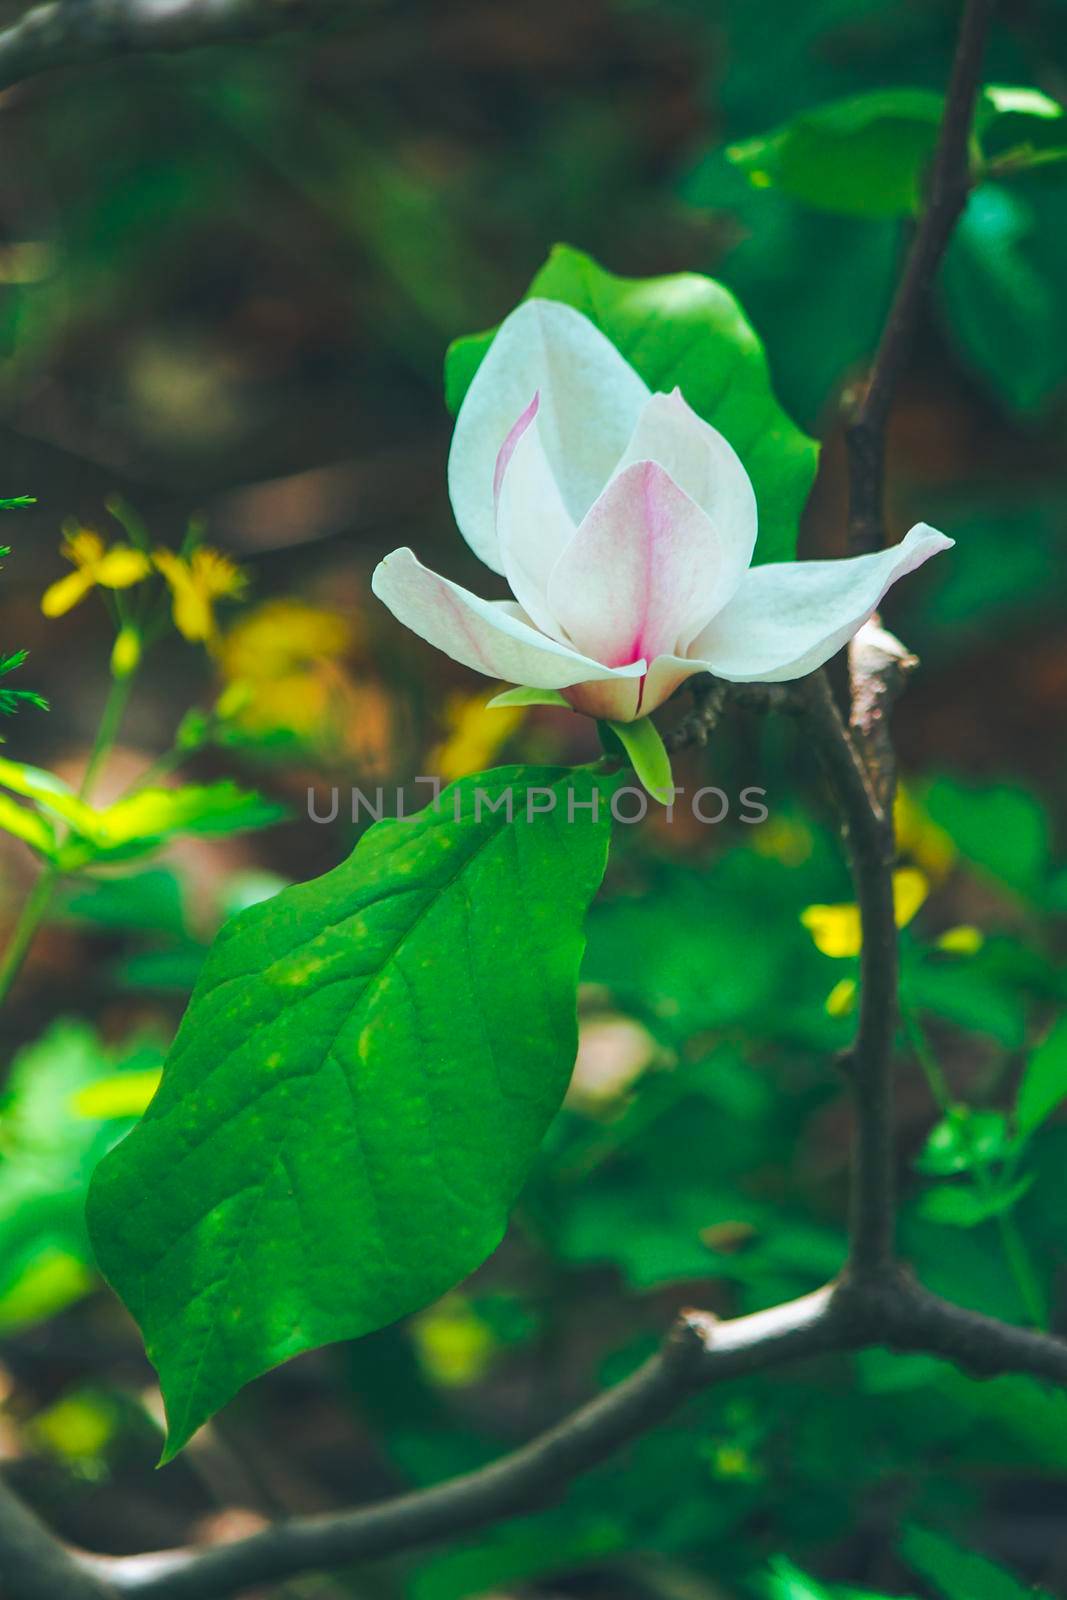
[[845, 0, 996, 555], [0, 0, 358, 96], [800, 670, 899, 1280]]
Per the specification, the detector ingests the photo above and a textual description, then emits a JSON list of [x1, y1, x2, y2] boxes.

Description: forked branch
[[8, 5, 1065, 1600]]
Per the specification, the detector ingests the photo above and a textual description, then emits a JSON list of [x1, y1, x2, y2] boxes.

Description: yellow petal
[[892, 866, 929, 928], [894, 785, 957, 882], [936, 924, 984, 955], [800, 902, 862, 958], [801, 868, 928, 958], [41, 567, 96, 617], [154, 549, 213, 641], [190, 546, 247, 601], [62, 529, 105, 569], [93, 546, 151, 589], [825, 977, 858, 1017]]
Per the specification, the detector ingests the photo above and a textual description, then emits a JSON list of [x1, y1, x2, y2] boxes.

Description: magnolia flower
[[372, 300, 951, 726]]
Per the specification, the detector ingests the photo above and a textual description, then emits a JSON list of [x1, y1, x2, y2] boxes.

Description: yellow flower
[[429, 691, 524, 783], [801, 867, 929, 958], [41, 529, 150, 618], [215, 600, 377, 755], [154, 546, 247, 643], [217, 599, 354, 681]]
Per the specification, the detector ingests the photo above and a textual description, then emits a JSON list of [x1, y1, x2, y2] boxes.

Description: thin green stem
[[0, 667, 137, 1011], [0, 861, 61, 1010], [902, 1006, 1047, 1329], [77, 670, 134, 800]]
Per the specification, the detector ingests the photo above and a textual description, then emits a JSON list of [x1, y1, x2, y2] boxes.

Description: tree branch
[[31, 1272, 1067, 1600], [0, 1472, 118, 1599], [80, 1288, 842, 1600], [800, 669, 899, 1280], [845, 0, 996, 555], [0, 0, 356, 95]]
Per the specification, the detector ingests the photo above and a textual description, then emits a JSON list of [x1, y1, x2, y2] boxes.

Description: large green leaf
[[726, 89, 945, 219], [724, 84, 1066, 220], [444, 244, 817, 565], [88, 766, 612, 1458]]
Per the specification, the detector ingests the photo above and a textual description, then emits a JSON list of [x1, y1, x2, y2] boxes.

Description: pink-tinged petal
[[564, 653, 707, 723], [547, 461, 728, 669], [610, 390, 757, 627], [371, 548, 646, 691], [494, 393, 576, 638], [448, 300, 648, 575], [689, 523, 953, 683], [562, 678, 642, 722]]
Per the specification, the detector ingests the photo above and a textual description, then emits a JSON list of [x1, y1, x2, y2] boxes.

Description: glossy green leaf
[[723, 84, 1066, 221], [88, 766, 613, 1458], [445, 244, 817, 564], [726, 89, 944, 218], [1016, 1017, 1067, 1138]]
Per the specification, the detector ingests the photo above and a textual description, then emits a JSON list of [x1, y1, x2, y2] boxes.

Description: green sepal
[[604, 717, 675, 806], [486, 686, 570, 710]]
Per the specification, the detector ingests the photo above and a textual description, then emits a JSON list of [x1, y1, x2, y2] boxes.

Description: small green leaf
[[445, 244, 817, 565], [918, 1176, 1033, 1229], [915, 1109, 1011, 1176], [0, 757, 98, 835], [1016, 1017, 1067, 1138], [87, 766, 613, 1458], [486, 686, 569, 710], [605, 717, 674, 806], [0, 793, 57, 858]]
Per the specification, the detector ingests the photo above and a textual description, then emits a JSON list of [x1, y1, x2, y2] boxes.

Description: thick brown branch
[[846, 0, 996, 555], [0, 0, 357, 95]]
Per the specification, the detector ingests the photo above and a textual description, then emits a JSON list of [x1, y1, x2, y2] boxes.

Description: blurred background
[[1, 1, 1066, 1596]]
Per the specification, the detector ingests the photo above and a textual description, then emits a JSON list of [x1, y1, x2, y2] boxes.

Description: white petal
[[610, 389, 757, 627], [548, 461, 728, 667], [494, 392, 575, 637], [689, 523, 953, 683], [371, 548, 646, 691], [448, 300, 648, 574]]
